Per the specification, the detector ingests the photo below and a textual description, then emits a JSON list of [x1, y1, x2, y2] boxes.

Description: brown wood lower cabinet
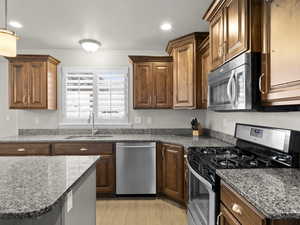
[[220, 182, 300, 225], [161, 143, 184, 203], [53, 142, 115, 195], [96, 154, 115, 193], [0, 143, 50, 156]]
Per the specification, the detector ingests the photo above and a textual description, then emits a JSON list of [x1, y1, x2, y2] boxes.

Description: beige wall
[[0, 49, 201, 136], [0, 58, 18, 137], [202, 110, 300, 136]]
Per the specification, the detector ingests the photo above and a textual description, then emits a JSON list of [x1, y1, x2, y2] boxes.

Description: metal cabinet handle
[[232, 203, 242, 215], [216, 212, 223, 225], [17, 148, 26, 152], [80, 148, 88, 151], [259, 73, 266, 94], [227, 70, 235, 105]]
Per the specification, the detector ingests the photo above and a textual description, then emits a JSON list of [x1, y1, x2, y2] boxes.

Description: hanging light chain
[[5, 0, 7, 29]]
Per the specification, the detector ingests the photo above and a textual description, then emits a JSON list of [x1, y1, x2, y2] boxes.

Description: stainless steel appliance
[[208, 53, 260, 111], [116, 142, 156, 195], [187, 124, 300, 225]]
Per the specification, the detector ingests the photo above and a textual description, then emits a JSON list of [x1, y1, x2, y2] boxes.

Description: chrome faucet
[[88, 111, 96, 136]]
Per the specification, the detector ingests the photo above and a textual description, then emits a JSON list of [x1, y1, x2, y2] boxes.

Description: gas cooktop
[[188, 146, 292, 173]]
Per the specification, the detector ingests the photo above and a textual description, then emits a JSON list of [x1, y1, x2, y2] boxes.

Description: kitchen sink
[[65, 135, 113, 140]]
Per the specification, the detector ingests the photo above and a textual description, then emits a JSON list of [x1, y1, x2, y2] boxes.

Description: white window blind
[[62, 68, 128, 125]]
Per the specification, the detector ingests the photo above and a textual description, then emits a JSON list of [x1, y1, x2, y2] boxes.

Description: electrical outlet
[[6, 115, 10, 121], [134, 116, 142, 124], [35, 117, 39, 125]]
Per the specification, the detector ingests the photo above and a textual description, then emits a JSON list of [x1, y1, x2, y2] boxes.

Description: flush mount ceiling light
[[0, 0, 19, 57], [160, 22, 172, 31], [79, 39, 101, 53]]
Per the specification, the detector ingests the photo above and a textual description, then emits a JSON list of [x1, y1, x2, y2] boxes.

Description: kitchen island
[[0, 156, 99, 225]]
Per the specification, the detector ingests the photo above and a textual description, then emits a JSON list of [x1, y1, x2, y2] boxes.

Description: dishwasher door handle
[[117, 146, 155, 148]]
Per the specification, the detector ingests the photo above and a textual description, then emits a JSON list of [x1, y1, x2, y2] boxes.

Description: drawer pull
[[17, 148, 26, 152], [80, 148, 88, 151], [232, 203, 242, 215]]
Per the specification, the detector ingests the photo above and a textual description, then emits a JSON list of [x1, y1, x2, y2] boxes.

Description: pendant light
[[0, 0, 18, 57]]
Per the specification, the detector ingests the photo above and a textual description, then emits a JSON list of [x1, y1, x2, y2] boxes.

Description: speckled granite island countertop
[[0, 134, 232, 149], [217, 168, 300, 219], [0, 156, 99, 219]]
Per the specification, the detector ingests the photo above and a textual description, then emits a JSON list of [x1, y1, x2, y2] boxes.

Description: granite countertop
[[217, 168, 300, 219], [0, 156, 99, 219], [0, 134, 232, 149]]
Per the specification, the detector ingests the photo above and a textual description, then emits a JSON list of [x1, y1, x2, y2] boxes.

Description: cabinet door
[[96, 154, 115, 194], [9, 62, 28, 108], [27, 62, 47, 109], [201, 45, 211, 108], [210, 10, 224, 70], [219, 204, 241, 225], [224, 0, 248, 61], [133, 63, 154, 108], [262, 0, 300, 106], [153, 62, 173, 108], [173, 44, 195, 108], [162, 144, 184, 203]]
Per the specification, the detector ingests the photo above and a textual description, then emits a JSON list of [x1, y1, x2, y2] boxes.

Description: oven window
[[189, 171, 214, 225]]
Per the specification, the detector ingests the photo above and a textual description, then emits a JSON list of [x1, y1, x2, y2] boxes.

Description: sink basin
[[65, 135, 113, 140]]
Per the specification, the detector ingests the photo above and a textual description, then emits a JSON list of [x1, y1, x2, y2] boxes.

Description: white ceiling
[[2, 0, 212, 51]]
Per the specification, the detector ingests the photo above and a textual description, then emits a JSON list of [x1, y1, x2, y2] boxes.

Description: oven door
[[187, 162, 215, 225]]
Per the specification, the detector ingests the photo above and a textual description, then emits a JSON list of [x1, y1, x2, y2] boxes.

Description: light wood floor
[[96, 198, 187, 225]]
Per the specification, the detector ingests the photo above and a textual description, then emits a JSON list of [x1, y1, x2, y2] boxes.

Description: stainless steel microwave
[[208, 53, 261, 111]]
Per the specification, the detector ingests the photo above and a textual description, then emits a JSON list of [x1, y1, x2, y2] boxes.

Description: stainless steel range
[[186, 124, 300, 225]]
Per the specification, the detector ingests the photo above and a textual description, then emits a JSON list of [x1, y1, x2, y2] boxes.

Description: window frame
[[60, 67, 130, 127]]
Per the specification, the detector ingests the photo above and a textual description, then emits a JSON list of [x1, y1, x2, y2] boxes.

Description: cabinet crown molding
[[202, 0, 226, 21], [6, 55, 61, 65], [165, 32, 209, 55], [128, 56, 173, 63]]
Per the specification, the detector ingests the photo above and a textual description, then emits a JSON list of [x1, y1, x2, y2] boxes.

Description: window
[[61, 67, 129, 125]]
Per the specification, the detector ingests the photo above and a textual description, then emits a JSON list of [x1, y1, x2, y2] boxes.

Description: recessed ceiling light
[[160, 23, 172, 31], [79, 39, 101, 53], [9, 21, 23, 28]]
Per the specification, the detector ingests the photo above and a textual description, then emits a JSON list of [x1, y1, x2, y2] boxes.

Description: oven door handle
[[186, 160, 214, 192], [227, 70, 235, 105]]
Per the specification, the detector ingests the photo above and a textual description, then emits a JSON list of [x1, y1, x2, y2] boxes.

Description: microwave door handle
[[231, 71, 237, 106], [227, 71, 235, 104]]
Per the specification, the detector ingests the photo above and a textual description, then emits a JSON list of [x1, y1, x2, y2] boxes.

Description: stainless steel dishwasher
[[116, 142, 156, 195]]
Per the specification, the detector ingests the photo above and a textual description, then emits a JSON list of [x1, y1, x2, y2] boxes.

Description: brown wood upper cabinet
[[199, 37, 211, 108], [203, 0, 261, 71], [7, 55, 60, 110], [261, 0, 300, 106], [161, 143, 184, 203], [166, 32, 209, 109], [129, 56, 173, 109]]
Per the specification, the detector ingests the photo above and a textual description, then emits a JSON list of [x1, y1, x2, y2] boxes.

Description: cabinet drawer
[[0, 143, 50, 156], [221, 182, 266, 225], [53, 143, 113, 155]]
